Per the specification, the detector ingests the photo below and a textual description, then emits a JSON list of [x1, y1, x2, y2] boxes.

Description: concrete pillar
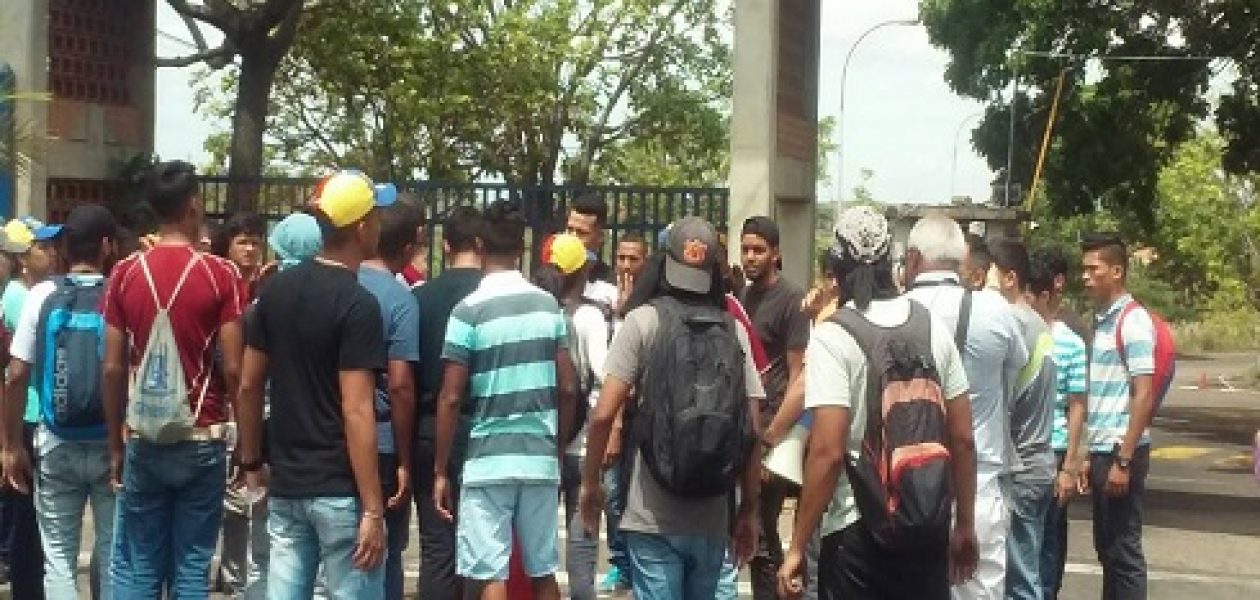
[[0, 0, 50, 219], [729, 0, 821, 288]]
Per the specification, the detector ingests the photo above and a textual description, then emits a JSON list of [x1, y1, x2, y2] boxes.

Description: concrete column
[[0, 0, 50, 219], [728, 0, 820, 289], [728, 0, 777, 263]]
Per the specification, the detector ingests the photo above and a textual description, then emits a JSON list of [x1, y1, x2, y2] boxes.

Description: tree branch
[[156, 43, 236, 68], [166, 0, 237, 33]]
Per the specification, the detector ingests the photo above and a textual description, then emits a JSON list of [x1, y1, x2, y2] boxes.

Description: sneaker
[[598, 566, 630, 592]]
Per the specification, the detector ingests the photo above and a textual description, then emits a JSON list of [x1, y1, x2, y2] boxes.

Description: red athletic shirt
[[103, 245, 246, 426]]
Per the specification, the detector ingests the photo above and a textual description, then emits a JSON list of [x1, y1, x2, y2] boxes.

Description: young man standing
[[412, 206, 484, 600], [565, 194, 617, 305], [3, 205, 118, 599], [738, 216, 809, 600], [778, 205, 978, 600], [579, 216, 763, 599], [236, 171, 393, 599], [213, 212, 267, 295], [598, 231, 650, 593], [1028, 249, 1088, 600], [0, 216, 60, 598], [356, 199, 422, 600], [1081, 234, 1155, 600], [432, 201, 578, 600], [989, 240, 1057, 600], [102, 160, 246, 597], [902, 214, 1027, 600]]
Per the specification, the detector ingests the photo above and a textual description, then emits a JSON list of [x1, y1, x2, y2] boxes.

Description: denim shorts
[[456, 483, 559, 581]]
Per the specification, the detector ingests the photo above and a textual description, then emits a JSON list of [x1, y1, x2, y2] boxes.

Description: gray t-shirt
[[603, 303, 766, 539], [1009, 303, 1057, 484]]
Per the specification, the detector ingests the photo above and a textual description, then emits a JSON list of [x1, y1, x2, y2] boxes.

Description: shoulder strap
[[139, 250, 203, 313], [955, 289, 972, 352], [1114, 300, 1139, 371]]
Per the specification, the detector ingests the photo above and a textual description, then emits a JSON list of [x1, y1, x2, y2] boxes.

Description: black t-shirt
[[413, 268, 483, 414], [739, 277, 809, 414], [246, 260, 386, 498]]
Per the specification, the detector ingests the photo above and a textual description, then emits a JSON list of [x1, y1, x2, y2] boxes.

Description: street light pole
[[950, 111, 984, 199], [835, 18, 918, 206]]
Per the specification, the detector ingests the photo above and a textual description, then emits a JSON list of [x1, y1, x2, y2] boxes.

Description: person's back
[[411, 207, 484, 600], [102, 161, 246, 598], [900, 215, 1026, 600], [258, 260, 385, 496], [1008, 303, 1056, 482], [450, 273, 567, 484]]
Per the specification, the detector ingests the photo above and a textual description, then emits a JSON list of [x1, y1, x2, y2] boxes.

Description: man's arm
[[1064, 392, 1087, 471], [583, 374, 627, 489], [388, 359, 416, 477], [342, 369, 384, 514], [432, 360, 467, 521], [219, 318, 244, 426], [945, 392, 978, 584], [764, 373, 805, 448], [2, 359, 31, 491], [1120, 374, 1154, 459], [555, 348, 578, 451], [102, 325, 128, 488], [786, 405, 848, 553], [236, 347, 268, 471]]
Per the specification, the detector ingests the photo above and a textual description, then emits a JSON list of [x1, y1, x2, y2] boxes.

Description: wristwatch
[[1111, 444, 1131, 471], [237, 458, 265, 473]]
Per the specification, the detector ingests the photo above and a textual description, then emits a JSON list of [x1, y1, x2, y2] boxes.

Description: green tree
[[196, 0, 731, 187], [163, 0, 307, 210], [919, 0, 1260, 221]]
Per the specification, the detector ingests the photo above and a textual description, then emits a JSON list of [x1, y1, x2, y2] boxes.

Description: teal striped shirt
[[442, 271, 568, 486], [1051, 321, 1088, 451], [1087, 294, 1155, 452]]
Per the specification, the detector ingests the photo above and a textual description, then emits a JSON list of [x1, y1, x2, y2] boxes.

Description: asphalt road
[[2, 353, 1258, 599]]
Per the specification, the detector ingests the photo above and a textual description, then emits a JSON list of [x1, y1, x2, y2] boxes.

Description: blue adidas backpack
[[32, 276, 107, 440]]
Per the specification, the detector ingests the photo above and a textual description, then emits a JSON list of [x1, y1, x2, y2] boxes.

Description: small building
[[0, 0, 156, 221], [884, 202, 1030, 261]]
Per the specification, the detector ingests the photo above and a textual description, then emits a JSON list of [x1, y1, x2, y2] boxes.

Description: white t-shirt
[[566, 301, 611, 456], [804, 297, 969, 537], [584, 279, 618, 309]]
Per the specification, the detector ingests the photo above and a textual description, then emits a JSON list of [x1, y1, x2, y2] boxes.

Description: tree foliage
[[920, 0, 1260, 221], [197, 0, 732, 187]]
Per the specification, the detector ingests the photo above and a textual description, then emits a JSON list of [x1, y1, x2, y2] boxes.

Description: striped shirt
[[1051, 320, 1088, 451], [442, 270, 568, 486], [1088, 294, 1155, 452]]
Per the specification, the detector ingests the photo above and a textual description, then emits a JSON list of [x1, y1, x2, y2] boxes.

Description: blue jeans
[[36, 438, 115, 600], [110, 439, 227, 599], [1089, 447, 1150, 600], [624, 531, 726, 600], [268, 496, 384, 600], [602, 458, 630, 576], [1007, 478, 1054, 600], [1041, 453, 1070, 599], [381, 454, 410, 600]]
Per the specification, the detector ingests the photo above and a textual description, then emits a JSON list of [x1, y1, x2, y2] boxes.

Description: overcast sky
[[154, 0, 995, 206]]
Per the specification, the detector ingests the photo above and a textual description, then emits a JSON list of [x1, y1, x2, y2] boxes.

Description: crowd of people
[[0, 159, 1163, 600]]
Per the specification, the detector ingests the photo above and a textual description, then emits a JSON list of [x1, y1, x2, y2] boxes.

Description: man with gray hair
[[902, 214, 1028, 600]]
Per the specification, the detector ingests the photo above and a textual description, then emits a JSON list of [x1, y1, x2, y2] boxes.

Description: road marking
[[1064, 562, 1260, 587], [1149, 446, 1213, 460]]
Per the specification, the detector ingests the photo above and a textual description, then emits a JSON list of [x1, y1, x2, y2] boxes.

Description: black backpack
[[632, 296, 754, 498], [832, 301, 954, 549]]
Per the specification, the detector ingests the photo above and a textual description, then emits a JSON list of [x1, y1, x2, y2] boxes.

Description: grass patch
[[1173, 307, 1260, 354]]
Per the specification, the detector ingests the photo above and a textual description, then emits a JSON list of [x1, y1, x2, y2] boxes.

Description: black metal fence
[[199, 177, 729, 272]]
